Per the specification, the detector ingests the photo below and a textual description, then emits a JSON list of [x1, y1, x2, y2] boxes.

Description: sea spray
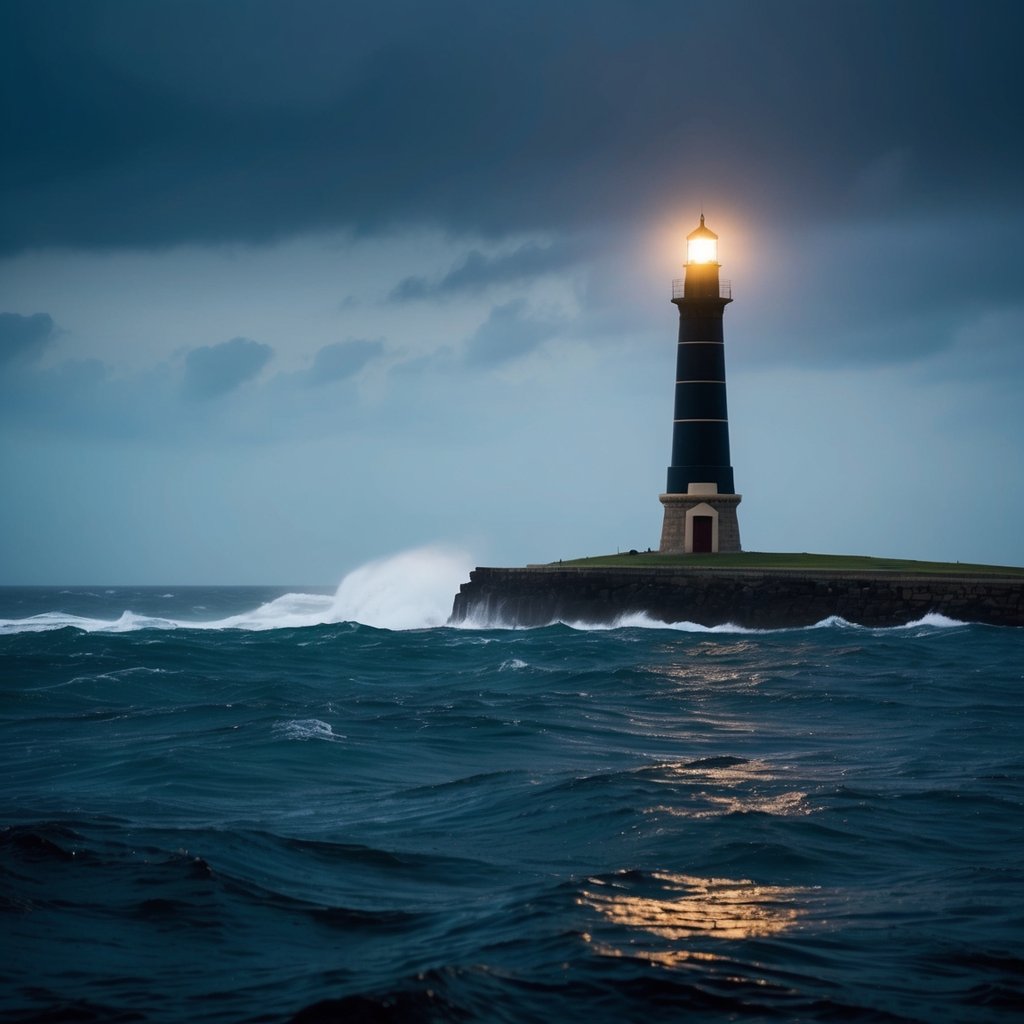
[[329, 545, 472, 629], [208, 545, 473, 630], [0, 554, 971, 636], [0, 546, 474, 633]]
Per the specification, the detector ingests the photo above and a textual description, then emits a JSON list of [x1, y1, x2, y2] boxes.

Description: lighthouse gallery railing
[[672, 279, 731, 300]]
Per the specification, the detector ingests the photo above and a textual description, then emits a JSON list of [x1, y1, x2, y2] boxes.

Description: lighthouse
[[659, 214, 742, 553]]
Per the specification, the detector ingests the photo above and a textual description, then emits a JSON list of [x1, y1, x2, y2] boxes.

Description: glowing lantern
[[686, 214, 719, 265]]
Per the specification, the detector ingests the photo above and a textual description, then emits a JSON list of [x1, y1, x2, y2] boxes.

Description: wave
[[329, 545, 470, 629], [0, 547, 975, 636], [0, 546, 472, 635], [273, 719, 346, 742], [460, 610, 971, 634], [0, 609, 185, 634]]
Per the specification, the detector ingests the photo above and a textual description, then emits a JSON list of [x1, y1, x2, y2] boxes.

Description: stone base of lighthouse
[[659, 486, 742, 554]]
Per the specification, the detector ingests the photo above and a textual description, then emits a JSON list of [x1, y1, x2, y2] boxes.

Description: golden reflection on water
[[581, 871, 810, 955], [658, 661, 752, 687], [648, 789, 808, 819], [584, 940, 725, 968], [641, 758, 812, 820], [640, 654, 769, 722]]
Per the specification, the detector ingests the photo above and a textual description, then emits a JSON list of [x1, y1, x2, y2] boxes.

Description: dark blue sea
[[3, 552, 1023, 1023]]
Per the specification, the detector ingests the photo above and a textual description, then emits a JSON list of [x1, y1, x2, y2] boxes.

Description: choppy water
[[2, 557, 1023, 1022]]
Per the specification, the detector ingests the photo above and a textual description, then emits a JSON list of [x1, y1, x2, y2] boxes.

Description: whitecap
[[273, 719, 344, 742], [329, 545, 472, 630], [896, 612, 966, 628], [0, 545, 474, 634], [809, 615, 861, 629], [210, 592, 335, 631], [0, 612, 128, 634], [448, 609, 980, 635], [607, 612, 763, 633], [521, 614, 766, 634]]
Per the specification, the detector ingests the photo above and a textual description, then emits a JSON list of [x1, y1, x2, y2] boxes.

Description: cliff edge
[[450, 565, 1024, 628]]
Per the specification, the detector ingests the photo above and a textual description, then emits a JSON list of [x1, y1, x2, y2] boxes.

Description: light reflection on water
[[658, 662, 755, 688], [641, 758, 813, 819], [581, 871, 819, 965], [646, 789, 808, 819]]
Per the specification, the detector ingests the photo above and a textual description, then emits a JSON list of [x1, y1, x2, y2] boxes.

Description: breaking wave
[[0, 546, 472, 634], [0, 549, 973, 636], [464, 610, 969, 633]]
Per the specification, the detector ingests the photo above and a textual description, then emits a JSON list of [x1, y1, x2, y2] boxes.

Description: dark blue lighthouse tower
[[659, 214, 742, 553]]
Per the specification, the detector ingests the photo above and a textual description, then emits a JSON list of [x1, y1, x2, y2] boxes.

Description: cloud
[[463, 299, 561, 367], [306, 339, 384, 384], [390, 241, 581, 301], [729, 214, 1024, 371], [0, 312, 56, 365], [182, 337, 273, 400], [2, 2, 1022, 254], [0, 355, 119, 436]]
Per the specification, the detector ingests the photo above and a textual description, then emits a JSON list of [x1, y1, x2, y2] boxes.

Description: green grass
[[547, 551, 1024, 575]]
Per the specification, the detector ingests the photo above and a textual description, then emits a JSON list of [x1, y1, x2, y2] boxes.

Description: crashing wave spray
[[328, 545, 472, 630], [0, 546, 474, 633], [0, 557, 972, 635], [207, 545, 474, 630]]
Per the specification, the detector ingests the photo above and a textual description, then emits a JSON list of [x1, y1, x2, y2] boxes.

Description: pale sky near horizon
[[2, 0, 1023, 584]]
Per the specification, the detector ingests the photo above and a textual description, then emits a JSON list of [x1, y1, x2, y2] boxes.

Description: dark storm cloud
[[729, 213, 1024, 369], [306, 339, 384, 384], [2, 0, 1022, 253], [182, 338, 273, 400], [0, 313, 56, 364], [390, 241, 582, 302]]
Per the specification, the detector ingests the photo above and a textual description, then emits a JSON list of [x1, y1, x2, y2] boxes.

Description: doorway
[[692, 515, 713, 553]]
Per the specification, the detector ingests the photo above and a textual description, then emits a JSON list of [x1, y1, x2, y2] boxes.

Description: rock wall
[[450, 566, 1024, 629]]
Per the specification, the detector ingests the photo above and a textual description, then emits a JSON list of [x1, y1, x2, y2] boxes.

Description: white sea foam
[[568, 612, 969, 633], [273, 719, 344, 742], [0, 553, 980, 637], [454, 609, 973, 634], [211, 592, 336, 631], [808, 615, 857, 629], [219, 545, 472, 631], [897, 612, 966, 628], [0, 613, 102, 634], [328, 545, 472, 630], [0, 545, 474, 634], [613, 612, 764, 633], [0, 611, 181, 634], [555, 613, 762, 633]]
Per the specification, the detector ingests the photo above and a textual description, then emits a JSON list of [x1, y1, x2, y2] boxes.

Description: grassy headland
[[547, 551, 1024, 576]]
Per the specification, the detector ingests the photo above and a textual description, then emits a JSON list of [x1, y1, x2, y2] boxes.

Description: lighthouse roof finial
[[687, 213, 718, 242]]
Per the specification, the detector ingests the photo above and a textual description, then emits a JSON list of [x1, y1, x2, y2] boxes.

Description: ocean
[[2, 550, 1023, 1023]]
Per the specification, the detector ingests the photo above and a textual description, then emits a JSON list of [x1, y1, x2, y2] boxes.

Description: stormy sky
[[2, 0, 1022, 584]]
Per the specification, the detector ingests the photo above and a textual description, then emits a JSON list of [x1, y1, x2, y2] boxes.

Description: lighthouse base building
[[659, 214, 742, 554], [660, 489, 741, 554]]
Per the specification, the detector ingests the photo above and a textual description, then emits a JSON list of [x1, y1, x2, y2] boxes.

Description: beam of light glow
[[686, 235, 718, 264]]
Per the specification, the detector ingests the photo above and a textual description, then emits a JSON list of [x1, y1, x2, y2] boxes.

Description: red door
[[692, 515, 713, 553]]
